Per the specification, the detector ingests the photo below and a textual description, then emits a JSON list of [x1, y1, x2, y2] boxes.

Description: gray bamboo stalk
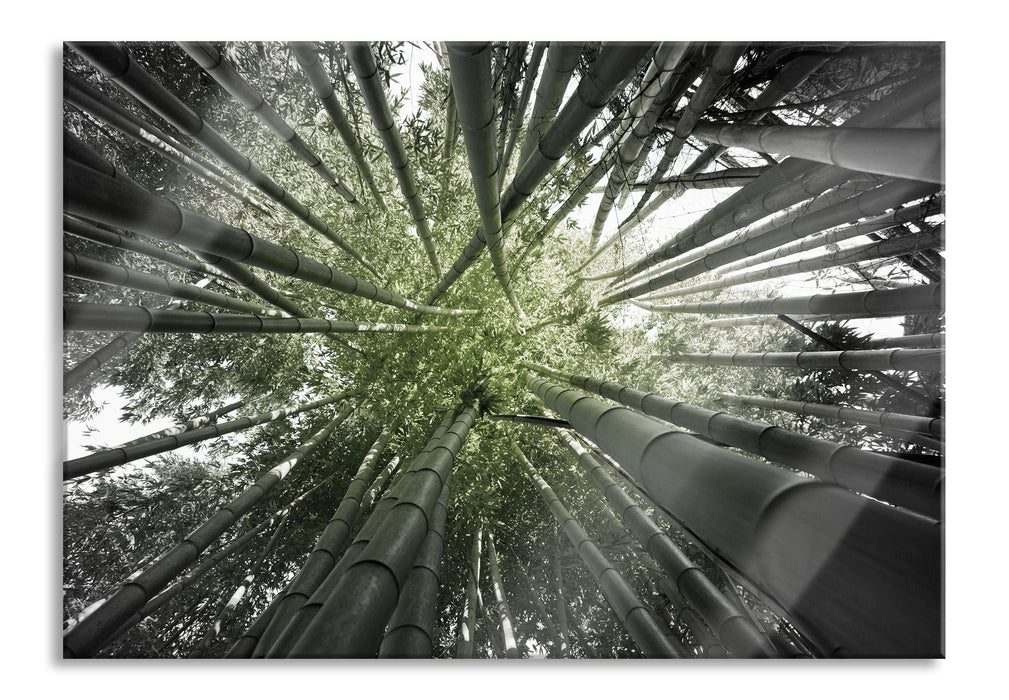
[[505, 545, 564, 656], [554, 430, 777, 656], [345, 42, 443, 278], [109, 396, 254, 452], [284, 403, 479, 657], [64, 250, 290, 317], [68, 42, 382, 279], [529, 361, 942, 518], [63, 390, 357, 480], [425, 43, 652, 306], [690, 120, 943, 184], [289, 42, 386, 211], [456, 524, 483, 658], [719, 392, 943, 441], [494, 42, 528, 189], [63, 302, 449, 335], [263, 409, 461, 657], [188, 512, 290, 657], [224, 585, 288, 658], [178, 42, 365, 211], [653, 348, 942, 374], [516, 42, 582, 172], [512, 444, 680, 658], [500, 42, 545, 187], [865, 332, 945, 349], [378, 481, 452, 657], [525, 373, 941, 657], [485, 530, 521, 658], [615, 130, 659, 208], [489, 414, 571, 428], [659, 581, 727, 658], [63, 403, 359, 658], [629, 166, 767, 192], [631, 282, 943, 319], [252, 425, 397, 656], [552, 546, 569, 657], [63, 158, 477, 317], [447, 42, 525, 317], [186, 251, 306, 319], [643, 226, 943, 302], [613, 179, 940, 303], [587, 42, 691, 252], [64, 330, 142, 393]]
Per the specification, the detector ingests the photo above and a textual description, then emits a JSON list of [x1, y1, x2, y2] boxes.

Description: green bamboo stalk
[[529, 361, 942, 518], [109, 396, 254, 451], [64, 302, 449, 336], [63, 158, 477, 317], [494, 42, 528, 190], [289, 42, 386, 211], [691, 120, 943, 184], [632, 282, 943, 319], [512, 444, 680, 658], [345, 42, 443, 278], [499, 42, 545, 188], [484, 530, 521, 658], [516, 42, 582, 172], [552, 544, 569, 657], [64, 250, 289, 317], [252, 426, 397, 656], [525, 373, 941, 657], [554, 430, 777, 656], [378, 481, 452, 657], [179, 42, 366, 211], [63, 402, 359, 657], [285, 402, 479, 657], [456, 523, 483, 658], [425, 43, 652, 306], [63, 390, 357, 480], [719, 392, 943, 441], [263, 409, 459, 657], [68, 42, 383, 279], [447, 42, 524, 317], [653, 348, 942, 373]]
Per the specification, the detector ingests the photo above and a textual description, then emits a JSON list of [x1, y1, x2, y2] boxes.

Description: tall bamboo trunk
[[516, 42, 582, 172], [552, 544, 569, 658], [512, 444, 680, 657], [63, 402, 359, 658], [653, 348, 943, 374], [499, 42, 544, 188], [525, 373, 941, 657], [456, 523, 484, 658], [485, 530, 521, 658], [68, 42, 382, 279], [344, 42, 443, 278], [109, 395, 254, 451], [865, 332, 945, 349]]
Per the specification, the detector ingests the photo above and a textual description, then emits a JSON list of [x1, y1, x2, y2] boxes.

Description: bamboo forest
[[61, 39, 945, 661]]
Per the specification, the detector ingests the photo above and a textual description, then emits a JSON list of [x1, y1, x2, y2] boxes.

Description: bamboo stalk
[[652, 348, 942, 373], [484, 530, 521, 658], [516, 42, 582, 172], [456, 523, 483, 658]]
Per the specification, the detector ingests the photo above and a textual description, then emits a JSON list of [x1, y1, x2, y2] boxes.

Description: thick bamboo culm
[[425, 42, 652, 306], [512, 444, 681, 658], [178, 42, 364, 211], [63, 391, 357, 480], [689, 120, 943, 184], [63, 404, 358, 658], [525, 373, 941, 657], [63, 158, 476, 317], [288, 42, 386, 211], [446, 42, 524, 316], [865, 332, 945, 349], [719, 392, 944, 441], [554, 431, 777, 656], [345, 42, 443, 278], [653, 348, 942, 373], [528, 362, 942, 518], [186, 252, 307, 319], [67, 42, 382, 279], [63, 302, 449, 335], [516, 42, 582, 172], [282, 405, 478, 657], [633, 282, 943, 318], [499, 42, 544, 186]]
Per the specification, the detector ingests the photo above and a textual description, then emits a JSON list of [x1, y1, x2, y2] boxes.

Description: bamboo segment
[[653, 349, 943, 373], [447, 42, 524, 317], [285, 403, 478, 657], [68, 42, 382, 278], [516, 42, 582, 172], [456, 524, 483, 658], [691, 121, 943, 184], [110, 396, 252, 451], [425, 43, 652, 305], [554, 431, 776, 656], [186, 252, 307, 319], [528, 362, 942, 518], [720, 392, 944, 441], [63, 302, 449, 335], [345, 42, 443, 278], [63, 403, 358, 657], [633, 282, 944, 318], [865, 333, 945, 349], [289, 42, 386, 211], [63, 391, 357, 480], [500, 42, 545, 187], [63, 330, 142, 393], [63, 158, 477, 317], [484, 531, 521, 658], [178, 42, 365, 211], [629, 167, 768, 192], [525, 374, 941, 657], [512, 444, 681, 658]]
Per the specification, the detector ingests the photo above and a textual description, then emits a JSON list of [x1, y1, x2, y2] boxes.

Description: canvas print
[[62, 41, 944, 658]]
